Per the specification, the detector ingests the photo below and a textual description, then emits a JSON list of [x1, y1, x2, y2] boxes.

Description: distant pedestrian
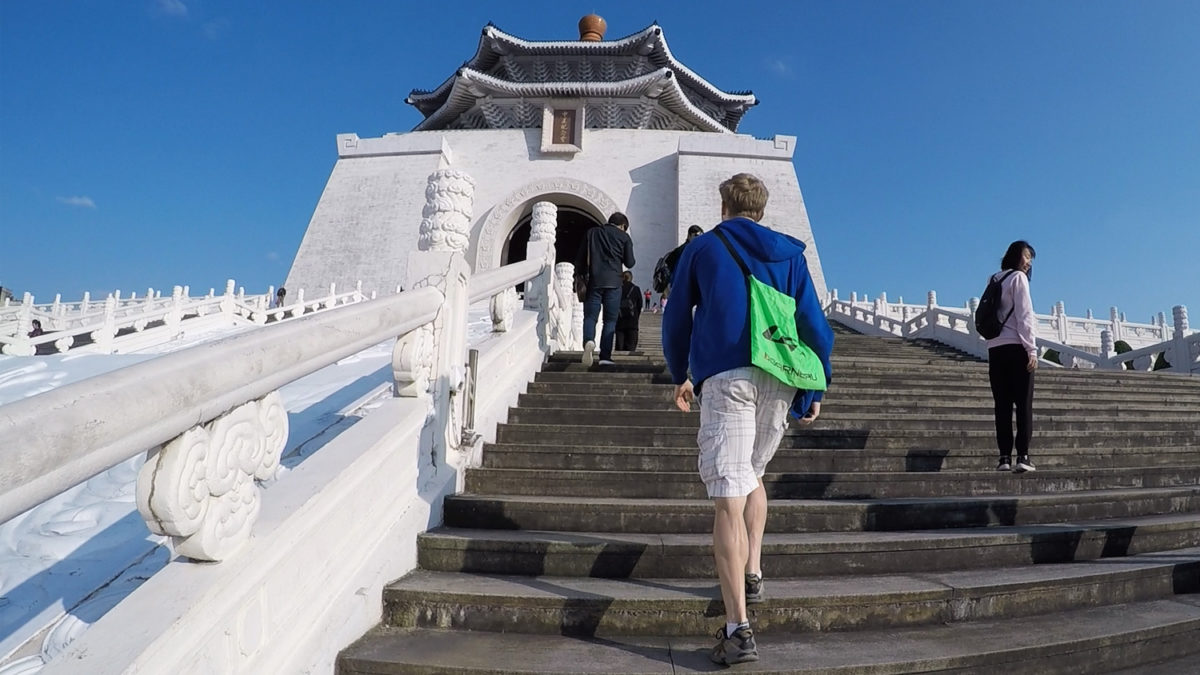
[[615, 271, 642, 353], [662, 173, 833, 666], [28, 319, 44, 338], [644, 288, 652, 310], [574, 212, 636, 367], [986, 240, 1038, 474], [273, 286, 287, 309]]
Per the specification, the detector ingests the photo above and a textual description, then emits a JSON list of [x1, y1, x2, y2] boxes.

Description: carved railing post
[[220, 280, 236, 320], [166, 286, 185, 334], [552, 263, 577, 348], [1110, 306, 1121, 343], [2, 293, 35, 356], [967, 298, 980, 337], [1100, 329, 1114, 369], [523, 201, 559, 352], [395, 169, 475, 466], [135, 391, 287, 561], [927, 290, 937, 310], [91, 295, 117, 353], [490, 288, 517, 332], [1169, 305, 1192, 373]]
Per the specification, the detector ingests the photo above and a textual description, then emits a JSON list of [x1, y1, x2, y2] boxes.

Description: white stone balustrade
[[826, 288, 1197, 376], [4, 246, 556, 673], [0, 279, 370, 356]]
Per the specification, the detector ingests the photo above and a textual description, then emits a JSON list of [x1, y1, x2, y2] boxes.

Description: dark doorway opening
[[503, 206, 602, 267]]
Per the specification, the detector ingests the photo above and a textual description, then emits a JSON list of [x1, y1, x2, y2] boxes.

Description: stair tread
[[451, 486, 1200, 507], [341, 597, 1200, 674], [422, 512, 1200, 550]]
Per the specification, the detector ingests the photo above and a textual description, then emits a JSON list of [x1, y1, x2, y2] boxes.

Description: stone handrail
[[0, 286, 445, 527], [828, 290, 1181, 351], [468, 258, 543, 304], [0, 281, 368, 356], [827, 297, 1198, 376]]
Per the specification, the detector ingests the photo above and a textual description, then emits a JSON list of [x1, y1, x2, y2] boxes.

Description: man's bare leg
[[713, 495, 749, 624], [744, 480, 767, 576]]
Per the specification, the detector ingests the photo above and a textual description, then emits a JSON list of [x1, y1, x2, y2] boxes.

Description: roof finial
[[578, 14, 606, 41]]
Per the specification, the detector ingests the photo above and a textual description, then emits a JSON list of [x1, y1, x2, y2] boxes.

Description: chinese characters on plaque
[[552, 109, 577, 146]]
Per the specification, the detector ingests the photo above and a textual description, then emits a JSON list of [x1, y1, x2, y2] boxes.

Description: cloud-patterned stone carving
[[135, 392, 288, 561]]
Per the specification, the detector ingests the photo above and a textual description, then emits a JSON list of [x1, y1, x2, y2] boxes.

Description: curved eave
[[407, 23, 756, 116], [412, 67, 735, 134]]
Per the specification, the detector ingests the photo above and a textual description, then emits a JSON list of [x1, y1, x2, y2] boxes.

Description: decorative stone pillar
[[396, 169, 475, 466], [1174, 305, 1189, 338], [927, 291, 937, 310], [167, 286, 186, 333], [91, 295, 117, 353], [220, 280, 236, 320], [490, 288, 517, 332], [552, 263, 577, 348], [135, 391, 288, 561], [419, 169, 475, 253], [523, 201, 559, 352], [1100, 329, 1113, 361], [2, 293, 35, 356], [1110, 306, 1121, 342]]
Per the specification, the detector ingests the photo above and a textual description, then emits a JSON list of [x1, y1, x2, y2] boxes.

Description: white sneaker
[[582, 341, 595, 366], [598, 359, 616, 366]]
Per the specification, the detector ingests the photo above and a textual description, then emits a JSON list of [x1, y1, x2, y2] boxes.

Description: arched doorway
[[502, 205, 602, 267]]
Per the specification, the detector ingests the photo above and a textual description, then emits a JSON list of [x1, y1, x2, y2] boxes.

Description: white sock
[[726, 621, 748, 637]]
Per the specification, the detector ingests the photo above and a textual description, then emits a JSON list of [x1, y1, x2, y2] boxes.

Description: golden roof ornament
[[578, 14, 606, 41]]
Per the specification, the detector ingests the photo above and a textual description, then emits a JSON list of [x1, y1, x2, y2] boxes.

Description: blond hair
[[719, 173, 768, 221]]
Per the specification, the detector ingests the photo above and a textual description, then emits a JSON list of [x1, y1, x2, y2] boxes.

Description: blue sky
[[2, 1, 1197, 323]]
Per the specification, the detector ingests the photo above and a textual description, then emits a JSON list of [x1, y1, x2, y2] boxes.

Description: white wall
[[287, 128, 827, 300]]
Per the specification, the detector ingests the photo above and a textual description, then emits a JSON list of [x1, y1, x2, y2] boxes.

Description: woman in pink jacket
[[986, 241, 1038, 473]]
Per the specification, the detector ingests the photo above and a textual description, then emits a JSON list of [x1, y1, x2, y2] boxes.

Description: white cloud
[[155, 0, 188, 17], [266, 251, 280, 262], [767, 58, 793, 78], [202, 19, 229, 40], [57, 196, 96, 209]]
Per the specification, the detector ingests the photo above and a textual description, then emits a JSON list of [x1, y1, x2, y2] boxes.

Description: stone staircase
[[338, 315, 1200, 673]]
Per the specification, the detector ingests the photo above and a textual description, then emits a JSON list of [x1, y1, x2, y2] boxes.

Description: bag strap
[[997, 270, 1017, 327], [714, 228, 751, 278]]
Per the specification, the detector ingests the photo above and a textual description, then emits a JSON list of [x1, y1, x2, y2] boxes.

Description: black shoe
[[710, 625, 759, 665], [745, 573, 764, 604], [997, 458, 1012, 472], [1014, 456, 1036, 473]]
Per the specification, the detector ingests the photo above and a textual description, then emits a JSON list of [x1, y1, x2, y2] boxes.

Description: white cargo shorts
[[696, 366, 797, 499]]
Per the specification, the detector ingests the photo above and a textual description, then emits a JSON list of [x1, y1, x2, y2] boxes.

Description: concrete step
[[443, 487, 1200, 534], [381, 547, 1200, 636], [493, 424, 1199, 450], [481, 443, 1200, 472], [501, 407, 1200, 432], [464, 465, 1200, 500], [528, 372, 1200, 398], [338, 597, 1200, 673], [515, 392, 1200, 413], [524, 380, 1200, 404], [417, 513, 1200, 578]]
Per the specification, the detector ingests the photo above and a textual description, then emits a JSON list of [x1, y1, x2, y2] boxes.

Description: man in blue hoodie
[[662, 173, 833, 666]]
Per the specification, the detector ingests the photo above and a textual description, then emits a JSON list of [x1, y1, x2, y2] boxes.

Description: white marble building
[[285, 17, 827, 301]]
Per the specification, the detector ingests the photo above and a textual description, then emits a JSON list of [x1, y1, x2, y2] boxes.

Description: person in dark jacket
[[615, 271, 642, 353], [574, 212, 636, 366], [662, 173, 833, 666], [661, 225, 704, 297]]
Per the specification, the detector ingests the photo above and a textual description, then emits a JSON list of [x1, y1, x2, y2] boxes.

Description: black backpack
[[975, 270, 1016, 339], [619, 285, 640, 319], [652, 255, 671, 293]]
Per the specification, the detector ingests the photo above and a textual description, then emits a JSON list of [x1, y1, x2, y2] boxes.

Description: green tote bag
[[714, 228, 827, 391]]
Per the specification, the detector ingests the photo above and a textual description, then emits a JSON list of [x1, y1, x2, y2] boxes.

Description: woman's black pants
[[988, 344, 1035, 458]]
